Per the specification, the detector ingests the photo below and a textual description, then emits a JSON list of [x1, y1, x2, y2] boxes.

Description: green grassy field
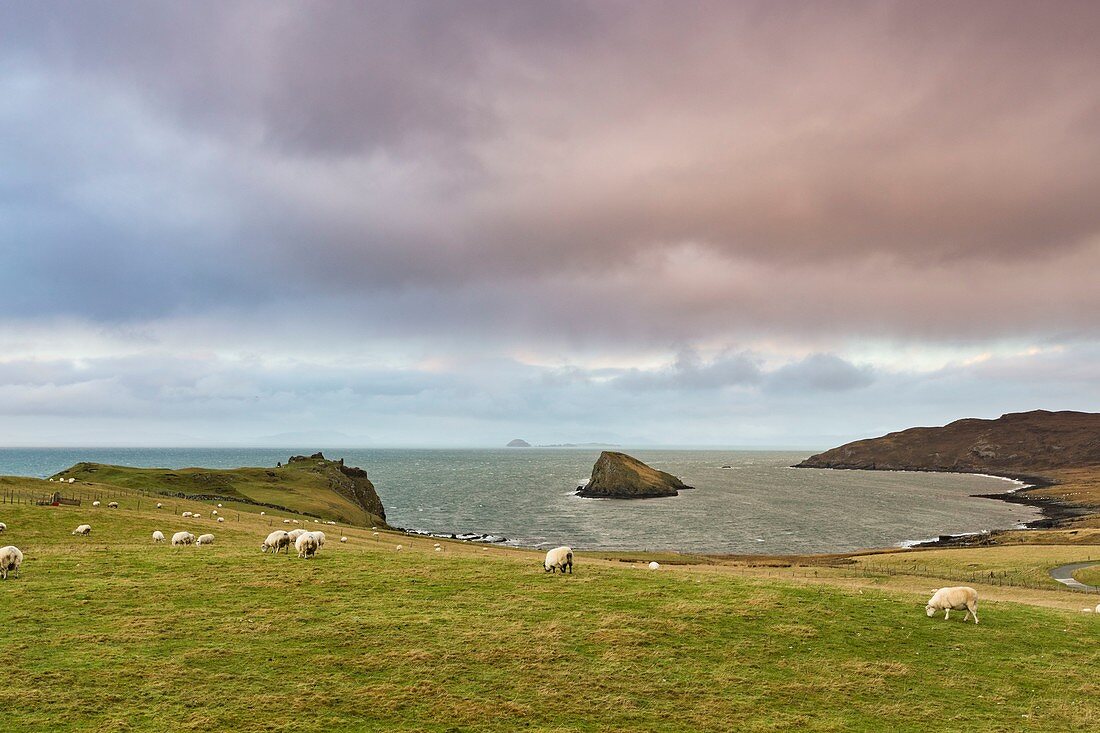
[[48, 458, 386, 527], [2, 490, 1099, 732]]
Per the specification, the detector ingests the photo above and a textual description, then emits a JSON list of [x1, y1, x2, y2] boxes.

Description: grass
[[51, 459, 385, 527], [1074, 565, 1100, 587], [2, 491, 1099, 732]]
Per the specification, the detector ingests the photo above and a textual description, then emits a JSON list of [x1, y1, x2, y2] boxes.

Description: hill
[[54, 452, 387, 527], [506, 438, 531, 447], [0, 493, 1096, 731], [796, 410, 1100, 474]]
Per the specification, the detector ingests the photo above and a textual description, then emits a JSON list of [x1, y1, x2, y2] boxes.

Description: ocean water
[[0, 448, 1041, 554]]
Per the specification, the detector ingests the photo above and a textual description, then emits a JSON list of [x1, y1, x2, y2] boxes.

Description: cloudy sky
[[2, 1, 1099, 447]]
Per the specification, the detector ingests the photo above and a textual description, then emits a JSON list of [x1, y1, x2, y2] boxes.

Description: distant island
[[506, 438, 531, 447], [577, 451, 690, 499]]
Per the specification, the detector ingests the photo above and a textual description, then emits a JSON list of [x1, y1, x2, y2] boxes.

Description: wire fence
[[0, 485, 246, 523]]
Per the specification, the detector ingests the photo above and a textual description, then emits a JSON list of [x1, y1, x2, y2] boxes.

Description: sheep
[[152, 530, 165, 543], [295, 532, 319, 559], [261, 530, 291, 554], [171, 531, 195, 546], [395, 545, 403, 551], [340, 537, 348, 543], [192, 513, 202, 518], [211, 510, 218, 516], [372, 532, 379, 537], [310, 531, 326, 548], [217, 503, 223, 508], [72, 524, 92, 536], [0, 546, 23, 580], [92, 501, 101, 507], [156, 502, 163, 509], [0, 522, 6, 533], [260, 511, 266, 516], [326, 521, 336, 525], [107, 501, 119, 509], [196, 534, 215, 546], [648, 561, 660, 570], [926, 587, 979, 624], [434, 547, 442, 552], [68, 478, 75, 484], [292, 520, 300, 525], [282, 519, 291, 524], [182, 511, 193, 518], [544, 546, 573, 574], [287, 529, 308, 542]]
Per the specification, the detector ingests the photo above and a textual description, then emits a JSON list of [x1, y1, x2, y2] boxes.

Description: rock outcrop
[[795, 410, 1100, 474], [577, 451, 690, 499], [506, 439, 532, 447]]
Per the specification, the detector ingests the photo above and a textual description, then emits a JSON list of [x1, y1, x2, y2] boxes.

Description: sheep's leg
[[943, 609, 949, 620], [970, 605, 979, 624], [963, 610, 971, 622]]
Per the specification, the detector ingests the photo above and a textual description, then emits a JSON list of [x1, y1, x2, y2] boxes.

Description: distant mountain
[[506, 438, 531, 447], [795, 410, 1100, 474]]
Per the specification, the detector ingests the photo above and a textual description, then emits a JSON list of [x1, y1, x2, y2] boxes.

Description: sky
[[1, 1, 1099, 448]]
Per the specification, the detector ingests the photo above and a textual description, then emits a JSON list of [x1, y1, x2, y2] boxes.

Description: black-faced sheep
[[544, 546, 573, 574], [0, 545, 23, 580]]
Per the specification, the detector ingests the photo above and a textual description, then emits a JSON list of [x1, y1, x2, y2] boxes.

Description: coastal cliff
[[577, 451, 690, 499], [795, 410, 1100, 474]]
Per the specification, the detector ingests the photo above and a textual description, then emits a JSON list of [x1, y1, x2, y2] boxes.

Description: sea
[[0, 447, 1042, 554]]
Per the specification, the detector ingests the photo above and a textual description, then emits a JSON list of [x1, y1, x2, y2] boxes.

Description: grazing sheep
[[282, 519, 291, 524], [340, 537, 348, 543], [434, 547, 442, 552], [926, 587, 980, 624], [217, 517, 225, 523], [544, 546, 574, 574], [72, 524, 92, 536], [0, 546, 23, 580], [262, 530, 291, 554], [648, 561, 660, 570], [107, 502, 119, 509], [372, 532, 379, 537], [326, 521, 336, 525], [295, 533, 319, 559], [68, 478, 75, 484], [292, 520, 300, 525], [152, 531, 165, 543], [92, 501, 101, 507], [310, 531, 326, 547], [211, 510, 218, 516], [196, 534, 215, 546], [156, 502, 163, 509], [217, 504, 223, 508], [182, 511, 193, 518], [171, 531, 195, 546], [259, 511, 266, 516], [287, 529, 308, 542], [0, 522, 6, 533], [395, 545, 403, 551], [192, 513, 202, 518]]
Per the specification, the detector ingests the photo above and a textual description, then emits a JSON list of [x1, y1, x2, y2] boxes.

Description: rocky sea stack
[[577, 451, 690, 499], [506, 438, 531, 447]]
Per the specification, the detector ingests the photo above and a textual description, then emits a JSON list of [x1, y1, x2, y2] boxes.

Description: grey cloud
[[766, 354, 875, 393]]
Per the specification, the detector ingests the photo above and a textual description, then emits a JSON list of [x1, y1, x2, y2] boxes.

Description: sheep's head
[[925, 604, 936, 617]]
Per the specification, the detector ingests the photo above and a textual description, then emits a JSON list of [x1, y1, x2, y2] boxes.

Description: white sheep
[[0, 522, 6, 533], [926, 587, 980, 624], [1096, 603, 1100, 614], [0, 546, 23, 580], [156, 502, 163, 509], [107, 502, 119, 509], [295, 532, 319, 559], [287, 529, 308, 542], [372, 532, 379, 537], [292, 520, 300, 525], [72, 524, 92, 536], [211, 510, 218, 516], [196, 534, 215, 546], [282, 519, 291, 524], [152, 530, 165, 543], [182, 511, 193, 518], [326, 521, 336, 525], [648, 561, 660, 570], [171, 531, 195, 546], [68, 478, 75, 484], [262, 530, 291, 554], [310, 531, 326, 548], [217, 517, 225, 523], [544, 546, 574, 574], [217, 504, 223, 508], [340, 537, 348, 543], [92, 501, 101, 507], [395, 545, 403, 551], [260, 511, 266, 516], [192, 513, 202, 518]]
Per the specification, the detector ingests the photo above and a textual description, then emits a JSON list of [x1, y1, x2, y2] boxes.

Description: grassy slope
[[53, 460, 384, 527], [1, 495, 1099, 732]]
